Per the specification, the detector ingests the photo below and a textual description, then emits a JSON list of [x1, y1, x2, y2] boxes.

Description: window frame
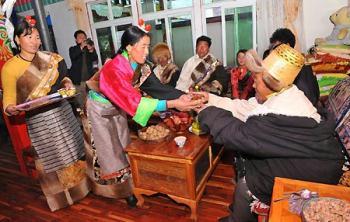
[[86, 0, 257, 67]]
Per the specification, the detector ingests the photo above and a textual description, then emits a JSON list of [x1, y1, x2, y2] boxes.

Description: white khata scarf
[[246, 85, 321, 123]]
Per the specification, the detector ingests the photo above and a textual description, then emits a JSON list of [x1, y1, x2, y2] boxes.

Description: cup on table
[[174, 136, 187, 148]]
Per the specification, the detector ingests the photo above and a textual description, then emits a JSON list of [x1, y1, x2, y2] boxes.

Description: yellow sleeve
[[1, 61, 19, 111]]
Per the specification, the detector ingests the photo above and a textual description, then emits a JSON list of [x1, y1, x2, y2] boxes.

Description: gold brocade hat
[[262, 44, 305, 92]]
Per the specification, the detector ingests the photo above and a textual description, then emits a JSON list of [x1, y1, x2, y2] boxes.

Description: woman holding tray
[[1, 16, 89, 211], [84, 22, 202, 205]]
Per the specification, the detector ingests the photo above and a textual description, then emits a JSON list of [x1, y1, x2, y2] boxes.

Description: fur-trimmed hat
[[245, 44, 305, 92], [151, 42, 171, 63]]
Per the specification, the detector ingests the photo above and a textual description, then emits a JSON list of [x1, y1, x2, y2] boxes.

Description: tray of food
[[138, 124, 172, 143], [301, 197, 350, 221], [15, 88, 77, 111]]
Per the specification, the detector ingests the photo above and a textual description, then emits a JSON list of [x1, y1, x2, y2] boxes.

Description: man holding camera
[[69, 30, 98, 108]]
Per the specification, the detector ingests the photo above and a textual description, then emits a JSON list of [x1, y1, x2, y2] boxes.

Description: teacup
[[174, 136, 187, 148]]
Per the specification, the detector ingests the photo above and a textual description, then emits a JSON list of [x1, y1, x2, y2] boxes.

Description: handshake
[[169, 92, 209, 113]]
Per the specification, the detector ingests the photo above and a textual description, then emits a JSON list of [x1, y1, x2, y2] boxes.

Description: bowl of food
[[301, 197, 350, 221], [163, 111, 193, 133], [138, 124, 171, 143]]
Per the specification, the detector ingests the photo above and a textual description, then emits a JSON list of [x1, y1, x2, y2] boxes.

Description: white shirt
[[176, 53, 215, 92]]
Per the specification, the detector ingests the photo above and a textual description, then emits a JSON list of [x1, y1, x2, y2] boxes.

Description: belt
[[88, 90, 111, 105]]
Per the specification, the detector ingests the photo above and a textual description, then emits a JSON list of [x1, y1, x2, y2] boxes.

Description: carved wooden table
[[125, 131, 222, 221]]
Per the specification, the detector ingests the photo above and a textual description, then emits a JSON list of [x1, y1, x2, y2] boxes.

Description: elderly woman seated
[[151, 42, 180, 87]]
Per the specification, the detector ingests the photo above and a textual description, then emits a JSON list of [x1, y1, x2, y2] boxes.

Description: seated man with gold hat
[[193, 44, 345, 221]]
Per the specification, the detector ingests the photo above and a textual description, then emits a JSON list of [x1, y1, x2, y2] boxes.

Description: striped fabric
[[15, 0, 64, 13], [26, 100, 84, 173]]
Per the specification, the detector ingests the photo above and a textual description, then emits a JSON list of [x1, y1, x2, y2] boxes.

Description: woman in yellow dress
[[1, 16, 89, 211]]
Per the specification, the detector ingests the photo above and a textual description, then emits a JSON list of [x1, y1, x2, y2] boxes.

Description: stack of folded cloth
[[306, 45, 350, 97]]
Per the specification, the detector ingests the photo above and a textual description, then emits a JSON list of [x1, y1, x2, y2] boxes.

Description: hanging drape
[[284, 0, 304, 52], [256, 0, 284, 55], [256, 0, 305, 54], [64, 0, 90, 36]]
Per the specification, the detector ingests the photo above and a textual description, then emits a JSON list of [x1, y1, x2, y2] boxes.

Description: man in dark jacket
[[195, 44, 345, 221], [69, 30, 98, 108]]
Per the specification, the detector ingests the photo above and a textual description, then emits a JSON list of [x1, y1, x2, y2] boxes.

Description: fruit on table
[[191, 121, 201, 135], [163, 111, 193, 132]]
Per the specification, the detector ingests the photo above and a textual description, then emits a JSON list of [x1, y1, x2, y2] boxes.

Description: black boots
[[125, 195, 137, 207]]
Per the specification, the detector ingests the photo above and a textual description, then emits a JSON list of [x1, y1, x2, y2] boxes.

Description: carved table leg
[[133, 188, 158, 209], [167, 194, 198, 221], [189, 201, 198, 221], [134, 190, 144, 207]]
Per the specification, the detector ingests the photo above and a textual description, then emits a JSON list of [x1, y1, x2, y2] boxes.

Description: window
[[141, 0, 163, 13], [169, 15, 193, 66], [88, 0, 256, 67], [96, 27, 114, 63], [90, 1, 109, 23], [147, 18, 167, 47], [111, 0, 132, 19], [204, 1, 255, 66], [166, 0, 192, 10], [141, 0, 192, 14], [225, 6, 253, 66], [204, 0, 232, 4]]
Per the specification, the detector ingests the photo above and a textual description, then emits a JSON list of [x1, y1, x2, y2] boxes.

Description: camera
[[85, 38, 94, 46]]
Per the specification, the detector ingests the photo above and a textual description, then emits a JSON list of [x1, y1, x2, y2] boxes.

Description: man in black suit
[[69, 30, 98, 108]]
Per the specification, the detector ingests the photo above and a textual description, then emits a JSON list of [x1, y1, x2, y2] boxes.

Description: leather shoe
[[125, 195, 137, 207]]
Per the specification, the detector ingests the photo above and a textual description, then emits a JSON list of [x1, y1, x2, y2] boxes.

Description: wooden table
[[269, 177, 350, 222], [125, 131, 222, 221]]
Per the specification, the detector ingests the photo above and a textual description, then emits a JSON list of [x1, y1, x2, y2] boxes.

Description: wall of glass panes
[[87, 0, 256, 67]]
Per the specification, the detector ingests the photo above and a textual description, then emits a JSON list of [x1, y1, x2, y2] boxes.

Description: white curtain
[[256, 0, 284, 55], [284, 0, 305, 52], [65, 0, 91, 36], [256, 0, 305, 54]]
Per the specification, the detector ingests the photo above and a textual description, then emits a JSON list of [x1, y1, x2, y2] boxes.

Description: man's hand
[[80, 41, 87, 50], [61, 77, 74, 89], [190, 91, 209, 103]]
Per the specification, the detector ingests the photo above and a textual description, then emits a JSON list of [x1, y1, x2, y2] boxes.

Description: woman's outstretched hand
[[167, 94, 204, 111]]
